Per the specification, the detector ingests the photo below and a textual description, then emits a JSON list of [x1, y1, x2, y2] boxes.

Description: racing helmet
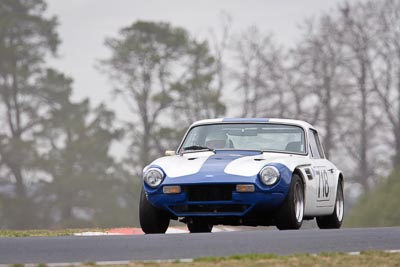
[[205, 131, 228, 149]]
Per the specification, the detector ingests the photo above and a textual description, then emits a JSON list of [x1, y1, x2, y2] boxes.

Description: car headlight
[[143, 168, 164, 188], [259, 166, 280, 185]]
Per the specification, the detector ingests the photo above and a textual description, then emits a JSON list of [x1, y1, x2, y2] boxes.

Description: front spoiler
[[147, 190, 286, 217]]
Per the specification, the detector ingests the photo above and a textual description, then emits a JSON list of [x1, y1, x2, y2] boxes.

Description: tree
[[231, 26, 287, 118], [345, 168, 400, 227], [0, 0, 59, 228], [103, 21, 226, 174], [102, 21, 189, 175], [209, 12, 232, 109], [287, 2, 386, 190], [0, 0, 132, 229], [289, 15, 350, 159], [171, 40, 226, 125], [338, 2, 383, 190], [368, 0, 400, 168], [152, 40, 226, 154], [34, 69, 131, 228]]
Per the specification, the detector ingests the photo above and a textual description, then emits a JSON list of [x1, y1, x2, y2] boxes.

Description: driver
[[205, 131, 228, 149]]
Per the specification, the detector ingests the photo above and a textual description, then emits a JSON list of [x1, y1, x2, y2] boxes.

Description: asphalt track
[[1, 227, 400, 264]]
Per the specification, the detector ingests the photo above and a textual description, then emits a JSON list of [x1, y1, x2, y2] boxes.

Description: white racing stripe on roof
[[190, 118, 224, 126], [189, 118, 314, 130]]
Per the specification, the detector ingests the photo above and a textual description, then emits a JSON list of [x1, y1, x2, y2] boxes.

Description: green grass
[[190, 251, 400, 267], [2, 240, 399, 266], [0, 228, 106, 237], [194, 253, 279, 262], [53, 251, 400, 267]]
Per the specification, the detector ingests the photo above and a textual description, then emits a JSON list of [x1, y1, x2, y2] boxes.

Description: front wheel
[[316, 180, 344, 229], [276, 174, 304, 230], [139, 187, 170, 234]]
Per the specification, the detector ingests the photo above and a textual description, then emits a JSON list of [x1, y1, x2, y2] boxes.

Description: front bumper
[[147, 187, 286, 217], [144, 163, 292, 218]]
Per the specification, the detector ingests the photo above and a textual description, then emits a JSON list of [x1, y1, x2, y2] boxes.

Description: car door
[[308, 129, 334, 208]]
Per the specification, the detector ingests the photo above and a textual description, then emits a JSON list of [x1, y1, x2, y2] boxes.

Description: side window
[[314, 131, 325, 158], [309, 129, 324, 159]]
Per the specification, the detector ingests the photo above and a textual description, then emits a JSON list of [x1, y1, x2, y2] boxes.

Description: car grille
[[184, 184, 235, 201]]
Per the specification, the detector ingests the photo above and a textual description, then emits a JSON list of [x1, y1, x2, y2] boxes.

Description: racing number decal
[[317, 169, 330, 201]]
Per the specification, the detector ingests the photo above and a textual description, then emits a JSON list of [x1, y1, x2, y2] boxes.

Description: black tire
[[316, 180, 344, 229], [187, 219, 213, 233], [139, 187, 170, 234], [276, 174, 304, 230]]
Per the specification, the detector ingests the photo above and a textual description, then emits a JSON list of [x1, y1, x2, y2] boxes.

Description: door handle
[[328, 168, 334, 173]]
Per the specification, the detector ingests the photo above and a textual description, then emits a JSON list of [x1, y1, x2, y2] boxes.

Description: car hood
[[146, 150, 310, 178]]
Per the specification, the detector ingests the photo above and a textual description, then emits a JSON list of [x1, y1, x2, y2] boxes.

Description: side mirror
[[165, 150, 176, 156]]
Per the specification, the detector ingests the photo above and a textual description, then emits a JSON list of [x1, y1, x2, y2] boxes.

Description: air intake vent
[[305, 168, 313, 180], [184, 184, 235, 201]]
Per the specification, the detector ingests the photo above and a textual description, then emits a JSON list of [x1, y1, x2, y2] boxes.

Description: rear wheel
[[139, 187, 170, 234], [316, 180, 344, 229], [187, 219, 213, 233], [276, 174, 304, 230]]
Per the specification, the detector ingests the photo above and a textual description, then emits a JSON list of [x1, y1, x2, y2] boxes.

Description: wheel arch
[[293, 167, 307, 185], [334, 171, 344, 196], [337, 172, 344, 200], [338, 172, 344, 184], [292, 165, 313, 217]]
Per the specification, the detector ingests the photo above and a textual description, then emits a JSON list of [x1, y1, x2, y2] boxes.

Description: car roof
[[190, 118, 315, 131]]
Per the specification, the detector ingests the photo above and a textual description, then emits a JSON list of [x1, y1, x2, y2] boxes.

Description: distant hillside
[[345, 169, 400, 227]]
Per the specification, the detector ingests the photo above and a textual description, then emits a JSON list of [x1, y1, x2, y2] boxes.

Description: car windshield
[[180, 123, 306, 154]]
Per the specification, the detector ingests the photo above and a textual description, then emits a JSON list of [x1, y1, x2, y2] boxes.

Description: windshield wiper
[[182, 145, 214, 152]]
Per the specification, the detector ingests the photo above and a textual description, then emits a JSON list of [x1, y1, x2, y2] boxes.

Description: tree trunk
[[10, 164, 31, 229], [322, 71, 333, 159], [395, 64, 400, 168], [394, 129, 400, 168], [359, 63, 370, 191], [141, 123, 151, 169]]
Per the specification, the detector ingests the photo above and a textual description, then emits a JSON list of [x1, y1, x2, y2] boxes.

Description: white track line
[[74, 226, 237, 236], [385, 249, 400, 253]]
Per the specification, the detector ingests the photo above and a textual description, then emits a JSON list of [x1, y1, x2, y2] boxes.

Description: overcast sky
[[46, 0, 353, 112]]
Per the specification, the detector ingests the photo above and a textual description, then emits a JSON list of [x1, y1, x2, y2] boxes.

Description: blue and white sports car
[[140, 118, 344, 233]]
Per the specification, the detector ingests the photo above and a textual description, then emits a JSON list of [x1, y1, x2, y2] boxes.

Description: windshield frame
[[177, 122, 309, 156]]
